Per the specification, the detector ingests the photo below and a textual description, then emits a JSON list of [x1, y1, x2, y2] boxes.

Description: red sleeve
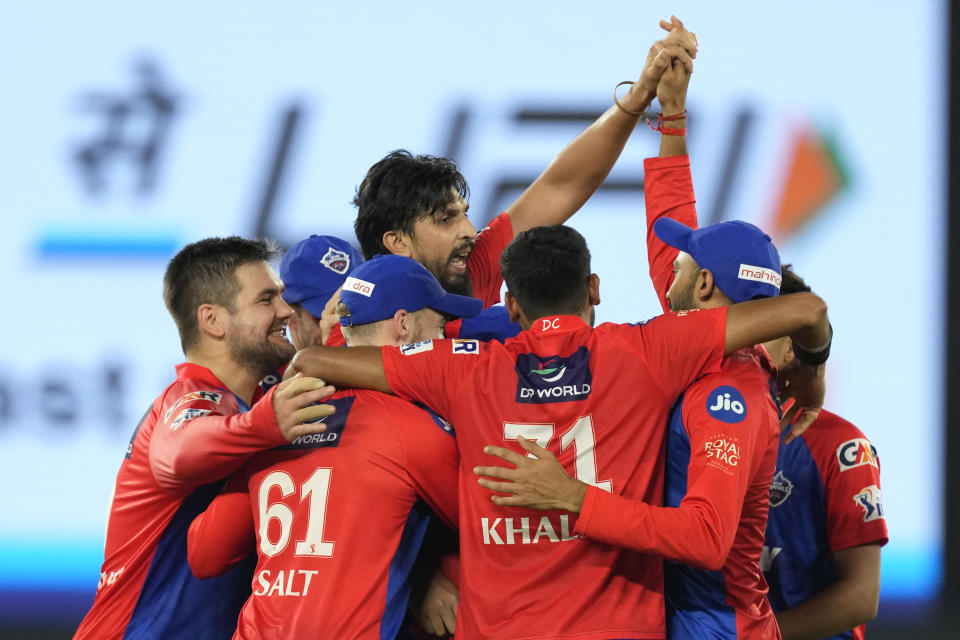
[[381, 339, 481, 421], [644, 155, 699, 312], [610, 307, 726, 401], [325, 323, 346, 347], [187, 472, 256, 578], [396, 405, 461, 529], [805, 414, 889, 551], [467, 212, 513, 307], [149, 386, 286, 491], [574, 370, 773, 570]]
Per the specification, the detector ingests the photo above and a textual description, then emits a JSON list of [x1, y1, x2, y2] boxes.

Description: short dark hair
[[163, 236, 276, 352], [353, 150, 469, 259], [779, 264, 812, 295], [501, 225, 591, 321]]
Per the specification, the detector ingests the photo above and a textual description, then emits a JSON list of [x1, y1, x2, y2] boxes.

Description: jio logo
[[706, 385, 747, 423]]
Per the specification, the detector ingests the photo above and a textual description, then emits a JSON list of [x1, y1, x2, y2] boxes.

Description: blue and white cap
[[339, 255, 483, 326], [654, 218, 781, 302], [280, 235, 364, 317]]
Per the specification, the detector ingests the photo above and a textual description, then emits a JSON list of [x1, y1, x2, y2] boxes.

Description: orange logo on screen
[[766, 124, 850, 241]]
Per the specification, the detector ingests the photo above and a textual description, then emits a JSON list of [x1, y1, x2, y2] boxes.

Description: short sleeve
[[381, 339, 483, 421], [612, 307, 726, 400], [816, 432, 889, 551], [468, 213, 514, 307]]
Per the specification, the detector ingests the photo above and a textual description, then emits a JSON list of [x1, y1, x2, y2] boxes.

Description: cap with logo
[[653, 218, 782, 302], [280, 235, 365, 317], [339, 255, 483, 326]]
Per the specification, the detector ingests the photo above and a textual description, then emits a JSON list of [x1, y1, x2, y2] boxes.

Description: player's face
[[666, 251, 699, 312], [406, 193, 477, 296], [409, 308, 447, 342], [225, 262, 296, 375], [288, 304, 324, 350]]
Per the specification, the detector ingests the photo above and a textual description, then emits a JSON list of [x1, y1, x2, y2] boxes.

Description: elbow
[[693, 548, 727, 572], [187, 525, 217, 579], [684, 532, 728, 571], [803, 293, 828, 329], [149, 448, 190, 491]]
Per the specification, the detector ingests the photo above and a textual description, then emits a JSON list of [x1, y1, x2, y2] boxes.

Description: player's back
[[227, 388, 459, 640], [763, 409, 888, 640], [75, 365, 254, 640], [381, 310, 728, 640], [662, 348, 781, 639]]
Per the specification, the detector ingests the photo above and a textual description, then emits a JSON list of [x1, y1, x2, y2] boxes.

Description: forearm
[[290, 345, 391, 393], [506, 85, 655, 232], [775, 579, 878, 640], [575, 486, 730, 570], [725, 292, 828, 355]]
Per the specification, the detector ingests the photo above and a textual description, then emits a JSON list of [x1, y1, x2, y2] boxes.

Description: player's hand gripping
[[474, 437, 588, 513], [271, 374, 337, 442], [778, 361, 825, 443], [414, 568, 458, 636], [630, 15, 697, 106]]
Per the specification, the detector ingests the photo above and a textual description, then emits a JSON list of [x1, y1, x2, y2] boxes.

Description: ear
[[392, 308, 412, 341], [504, 291, 527, 326], [695, 269, 716, 303], [782, 338, 795, 366], [587, 273, 601, 306], [197, 303, 227, 340], [382, 230, 413, 257]]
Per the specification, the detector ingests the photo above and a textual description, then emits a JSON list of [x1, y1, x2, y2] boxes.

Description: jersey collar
[[528, 315, 588, 336]]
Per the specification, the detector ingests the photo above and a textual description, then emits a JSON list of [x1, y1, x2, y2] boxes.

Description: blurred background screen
[[0, 0, 948, 634]]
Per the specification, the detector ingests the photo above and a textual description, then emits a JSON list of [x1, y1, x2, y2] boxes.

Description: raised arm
[[644, 46, 695, 309], [506, 17, 697, 235]]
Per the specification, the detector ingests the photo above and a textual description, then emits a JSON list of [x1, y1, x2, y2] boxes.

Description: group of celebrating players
[[73, 17, 887, 640]]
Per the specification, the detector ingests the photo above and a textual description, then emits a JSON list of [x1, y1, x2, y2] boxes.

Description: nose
[[459, 213, 477, 240], [275, 297, 294, 320]]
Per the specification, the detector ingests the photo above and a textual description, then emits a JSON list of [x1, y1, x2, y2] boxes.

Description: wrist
[[621, 85, 655, 115], [659, 101, 686, 117], [564, 480, 589, 513]]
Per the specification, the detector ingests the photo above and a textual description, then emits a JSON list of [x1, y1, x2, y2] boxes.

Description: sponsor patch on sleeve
[[705, 385, 747, 423], [163, 390, 223, 422], [836, 438, 879, 471], [170, 408, 211, 430], [400, 340, 434, 356], [853, 485, 884, 522], [452, 339, 479, 354], [703, 433, 742, 474]]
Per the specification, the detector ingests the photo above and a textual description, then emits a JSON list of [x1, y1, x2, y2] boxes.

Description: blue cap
[[339, 255, 483, 326], [653, 219, 782, 302], [280, 235, 364, 317]]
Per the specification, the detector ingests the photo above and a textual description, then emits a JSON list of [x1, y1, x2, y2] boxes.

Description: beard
[[424, 242, 475, 296], [668, 278, 697, 312], [226, 323, 295, 378]]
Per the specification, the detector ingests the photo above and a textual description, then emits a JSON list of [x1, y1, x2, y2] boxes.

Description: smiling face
[[665, 250, 701, 312], [224, 261, 295, 376], [404, 193, 478, 296]]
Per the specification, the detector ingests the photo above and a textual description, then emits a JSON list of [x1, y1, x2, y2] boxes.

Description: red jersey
[[381, 310, 728, 640], [74, 363, 287, 640], [187, 389, 459, 640], [631, 153, 781, 638], [763, 410, 888, 640]]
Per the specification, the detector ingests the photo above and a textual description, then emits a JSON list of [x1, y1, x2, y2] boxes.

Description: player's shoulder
[[803, 408, 873, 450], [158, 371, 236, 423], [339, 388, 454, 433]]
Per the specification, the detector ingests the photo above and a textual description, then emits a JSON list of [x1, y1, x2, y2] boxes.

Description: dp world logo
[[515, 347, 591, 404]]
